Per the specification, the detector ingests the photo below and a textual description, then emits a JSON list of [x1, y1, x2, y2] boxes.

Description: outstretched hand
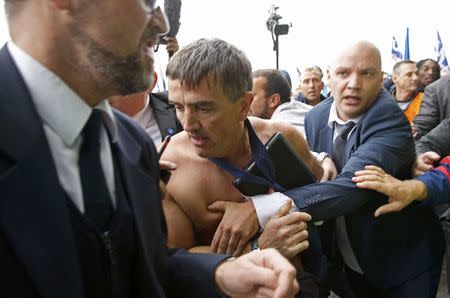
[[353, 165, 427, 217], [215, 248, 299, 298], [208, 200, 260, 256]]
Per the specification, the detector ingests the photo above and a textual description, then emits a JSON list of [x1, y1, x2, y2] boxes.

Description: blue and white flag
[[435, 31, 449, 71], [391, 36, 403, 62]]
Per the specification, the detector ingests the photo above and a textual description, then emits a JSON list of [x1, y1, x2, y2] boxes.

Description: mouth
[[189, 134, 209, 147], [342, 95, 361, 105]]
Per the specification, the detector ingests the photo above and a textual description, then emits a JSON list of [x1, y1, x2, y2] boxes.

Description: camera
[[266, 5, 290, 36]]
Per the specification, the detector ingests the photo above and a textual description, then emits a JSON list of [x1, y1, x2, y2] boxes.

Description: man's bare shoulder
[[248, 116, 301, 144], [162, 131, 202, 163], [162, 131, 241, 203]]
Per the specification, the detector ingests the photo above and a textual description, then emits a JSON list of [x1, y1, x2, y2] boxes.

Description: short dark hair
[[393, 60, 415, 75], [253, 69, 291, 104], [416, 58, 441, 81]]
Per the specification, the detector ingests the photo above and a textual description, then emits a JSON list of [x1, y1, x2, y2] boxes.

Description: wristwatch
[[316, 152, 330, 164], [250, 235, 260, 251]]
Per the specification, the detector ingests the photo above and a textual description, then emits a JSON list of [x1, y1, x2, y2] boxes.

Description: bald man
[[214, 41, 444, 297]]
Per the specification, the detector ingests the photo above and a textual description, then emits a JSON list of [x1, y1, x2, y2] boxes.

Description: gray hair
[[166, 38, 253, 102]]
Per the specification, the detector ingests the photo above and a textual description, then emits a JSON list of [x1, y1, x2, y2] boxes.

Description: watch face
[[250, 237, 260, 251]]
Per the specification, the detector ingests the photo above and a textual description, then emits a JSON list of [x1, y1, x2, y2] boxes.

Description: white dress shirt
[[132, 93, 162, 145], [252, 101, 364, 273], [8, 41, 118, 212]]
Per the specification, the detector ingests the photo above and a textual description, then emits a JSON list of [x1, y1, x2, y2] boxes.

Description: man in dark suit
[[110, 71, 183, 145], [212, 41, 444, 297], [413, 76, 450, 140], [0, 1, 300, 297], [294, 41, 443, 297]]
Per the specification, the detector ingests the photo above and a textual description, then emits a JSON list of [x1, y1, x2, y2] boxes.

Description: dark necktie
[[331, 122, 356, 172], [79, 109, 113, 231]]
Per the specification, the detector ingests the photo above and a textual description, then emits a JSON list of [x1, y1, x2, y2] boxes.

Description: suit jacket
[[150, 91, 182, 139], [414, 76, 450, 139], [0, 45, 224, 298], [284, 90, 444, 288]]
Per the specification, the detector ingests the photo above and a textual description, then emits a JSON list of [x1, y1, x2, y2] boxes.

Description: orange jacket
[[404, 92, 423, 122]]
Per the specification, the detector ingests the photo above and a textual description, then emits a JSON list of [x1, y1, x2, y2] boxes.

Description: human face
[[169, 78, 249, 159], [329, 43, 383, 121], [417, 60, 440, 87], [393, 63, 419, 95], [250, 77, 271, 119], [70, 0, 168, 96], [299, 72, 324, 105]]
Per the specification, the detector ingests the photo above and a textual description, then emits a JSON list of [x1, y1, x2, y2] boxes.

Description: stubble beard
[[71, 27, 153, 97]]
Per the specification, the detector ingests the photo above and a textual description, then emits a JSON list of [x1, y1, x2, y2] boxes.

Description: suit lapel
[[112, 118, 167, 295], [318, 124, 333, 154], [150, 93, 178, 139], [0, 46, 83, 298]]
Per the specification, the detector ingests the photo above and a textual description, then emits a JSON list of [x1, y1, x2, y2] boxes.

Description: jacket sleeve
[[284, 99, 415, 222], [416, 157, 450, 206], [167, 249, 228, 298], [416, 115, 450, 156], [413, 82, 440, 139]]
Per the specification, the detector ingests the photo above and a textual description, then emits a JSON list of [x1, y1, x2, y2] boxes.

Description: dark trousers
[[344, 261, 442, 298]]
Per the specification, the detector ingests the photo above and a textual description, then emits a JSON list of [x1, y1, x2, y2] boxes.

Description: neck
[[307, 97, 321, 106], [109, 93, 148, 116], [395, 89, 414, 102], [223, 122, 253, 168]]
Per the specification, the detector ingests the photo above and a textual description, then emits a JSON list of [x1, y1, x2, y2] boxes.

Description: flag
[[391, 36, 403, 62], [435, 31, 449, 71], [404, 27, 410, 60]]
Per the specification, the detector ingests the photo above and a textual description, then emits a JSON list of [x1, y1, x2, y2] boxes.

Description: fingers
[[274, 270, 299, 298], [278, 211, 311, 226], [208, 200, 227, 212], [233, 238, 248, 257], [320, 170, 330, 182], [225, 233, 239, 256], [272, 200, 292, 219], [374, 201, 404, 217], [159, 160, 177, 171], [414, 151, 441, 176], [217, 229, 231, 254], [422, 151, 441, 162], [286, 239, 309, 258], [211, 228, 223, 253], [355, 179, 384, 189]]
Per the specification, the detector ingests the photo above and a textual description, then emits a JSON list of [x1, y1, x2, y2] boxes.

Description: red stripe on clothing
[[436, 155, 450, 181]]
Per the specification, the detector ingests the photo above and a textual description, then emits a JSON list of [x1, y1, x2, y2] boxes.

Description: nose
[[181, 108, 199, 132], [347, 73, 360, 90], [152, 6, 170, 36]]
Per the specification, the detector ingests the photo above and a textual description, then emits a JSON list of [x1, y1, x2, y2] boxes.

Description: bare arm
[[162, 196, 196, 249]]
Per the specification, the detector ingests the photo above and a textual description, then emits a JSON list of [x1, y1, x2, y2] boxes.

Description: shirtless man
[[161, 38, 324, 258]]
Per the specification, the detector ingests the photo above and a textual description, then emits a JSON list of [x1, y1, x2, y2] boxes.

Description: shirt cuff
[[250, 192, 298, 228]]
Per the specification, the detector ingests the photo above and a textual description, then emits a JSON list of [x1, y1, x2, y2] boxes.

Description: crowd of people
[[1, 0, 449, 298]]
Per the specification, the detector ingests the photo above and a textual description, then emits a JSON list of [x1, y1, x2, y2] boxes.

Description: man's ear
[[239, 91, 253, 120], [392, 74, 398, 85], [268, 93, 281, 109]]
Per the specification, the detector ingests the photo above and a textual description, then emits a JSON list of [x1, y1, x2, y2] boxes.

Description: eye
[[194, 102, 214, 112], [172, 104, 184, 112]]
